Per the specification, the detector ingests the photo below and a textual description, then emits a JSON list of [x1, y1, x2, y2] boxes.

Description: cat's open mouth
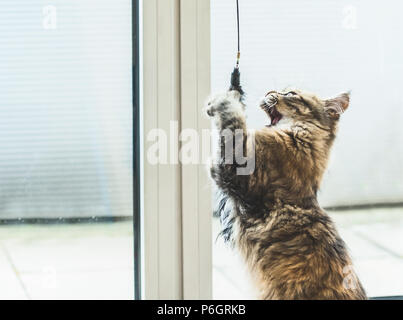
[[261, 97, 283, 126]]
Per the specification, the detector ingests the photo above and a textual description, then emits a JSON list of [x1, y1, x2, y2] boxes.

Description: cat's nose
[[265, 90, 277, 97], [265, 91, 278, 104], [264, 92, 278, 107]]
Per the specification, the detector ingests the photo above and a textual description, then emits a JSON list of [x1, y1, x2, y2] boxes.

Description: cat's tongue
[[271, 116, 281, 126], [270, 108, 282, 126]]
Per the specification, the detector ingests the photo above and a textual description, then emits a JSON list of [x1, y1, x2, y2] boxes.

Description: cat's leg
[[206, 90, 254, 203], [205, 90, 246, 132]]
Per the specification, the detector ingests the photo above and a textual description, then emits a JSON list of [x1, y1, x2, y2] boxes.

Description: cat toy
[[229, 0, 244, 95]]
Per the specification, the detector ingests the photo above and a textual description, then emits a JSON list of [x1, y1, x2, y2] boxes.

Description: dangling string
[[230, 0, 244, 95], [235, 0, 240, 68]]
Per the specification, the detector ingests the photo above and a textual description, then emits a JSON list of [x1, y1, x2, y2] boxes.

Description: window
[[0, 0, 138, 299], [211, 0, 403, 299]]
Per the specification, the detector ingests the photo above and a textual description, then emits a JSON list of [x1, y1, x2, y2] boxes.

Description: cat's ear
[[324, 92, 350, 120]]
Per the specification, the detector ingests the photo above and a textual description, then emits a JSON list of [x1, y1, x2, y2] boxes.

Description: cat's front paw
[[205, 101, 216, 117], [205, 91, 241, 117], [205, 94, 223, 117]]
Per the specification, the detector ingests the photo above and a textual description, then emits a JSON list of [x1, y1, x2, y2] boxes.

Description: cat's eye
[[285, 91, 297, 97]]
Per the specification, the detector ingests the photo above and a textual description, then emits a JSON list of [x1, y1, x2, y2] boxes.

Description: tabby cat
[[206, 89, 366, 300]]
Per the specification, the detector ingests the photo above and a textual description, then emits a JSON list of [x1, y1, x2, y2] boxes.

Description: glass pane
[[211, 0, 403, 299], [0, 0, 136, 299]]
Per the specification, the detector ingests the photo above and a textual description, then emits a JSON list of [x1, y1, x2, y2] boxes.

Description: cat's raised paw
[[227, 90, 241, 101], [205, 93, 228, 117]]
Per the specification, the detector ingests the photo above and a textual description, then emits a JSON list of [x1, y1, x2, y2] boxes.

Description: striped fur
[[207, 89, 366, 300]]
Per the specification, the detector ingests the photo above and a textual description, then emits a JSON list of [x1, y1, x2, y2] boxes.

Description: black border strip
[[132, 0, 141, 300]]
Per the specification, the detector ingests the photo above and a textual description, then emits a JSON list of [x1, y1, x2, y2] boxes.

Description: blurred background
[[212, 0, 403, 207], [0, 0, 134, 299], [0, 0, 133, 219], [211, 0, 403, 299]]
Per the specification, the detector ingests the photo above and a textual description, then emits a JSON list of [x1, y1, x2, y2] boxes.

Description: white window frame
[[141, 0, 212, 299]]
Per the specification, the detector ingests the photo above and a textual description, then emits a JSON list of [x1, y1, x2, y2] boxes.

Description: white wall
[[211, 0, 403, 207]]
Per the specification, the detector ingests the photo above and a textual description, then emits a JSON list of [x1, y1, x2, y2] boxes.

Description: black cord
[[236, 0, 240, 55], [230, 0, 244, 95]]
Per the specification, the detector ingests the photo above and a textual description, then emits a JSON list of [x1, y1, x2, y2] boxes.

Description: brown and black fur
[[206, 89, 366, 300]]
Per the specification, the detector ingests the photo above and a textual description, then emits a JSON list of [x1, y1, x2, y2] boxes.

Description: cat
[[206, 89, 367, 300]]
